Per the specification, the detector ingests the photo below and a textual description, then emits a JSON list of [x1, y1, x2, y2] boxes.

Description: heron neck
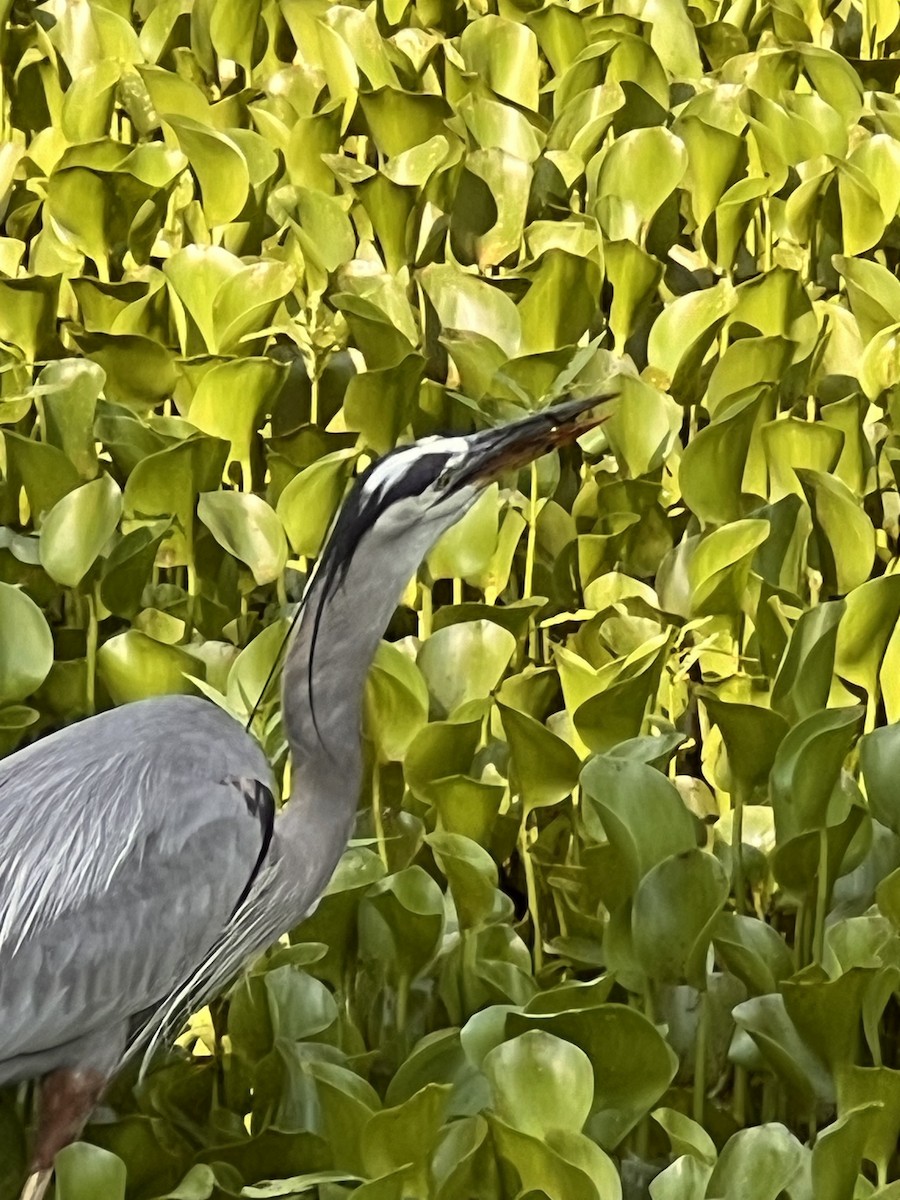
[[280, 530, 427, 817]]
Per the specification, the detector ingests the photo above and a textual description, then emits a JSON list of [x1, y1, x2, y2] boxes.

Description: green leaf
[[861, 724, 900, 836], [39, 475, 122, 589], [632, 849, 729, 989], [485, 1030, 593, 1137], [165, 117, 250, 227], [579, 756, 696, 911], [418, 619, 515, 717], [706, 1125, 806, 1200], [679, 391, 766, 526], [276, 450, 356, 558], [98, 631, 198, 705], [499, 702, 582, 812], [770, 707, 863, 839], [593, 128, 687, 243], [459, 17, 541, 110], [197, 492, 287, 586], [56, 1143, 127, 1200], [0, 584, 54, 705]]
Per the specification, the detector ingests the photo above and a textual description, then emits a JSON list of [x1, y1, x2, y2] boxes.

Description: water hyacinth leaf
[[647, 279, 736, 394], [771, 600, 844, 725], [487, 1120, 613, 1200], [459, 17, 541, 110], [343, 354, 426, 456], [761, 418, 844, 502], [834, 254, 900, 341], [208, 0, 261, 77], [403, 719, 482, 802], [276, 449, 356, 558], [197, 492, 287, 586], [652, 1108, 716, 1165], [602, 376, 680, 478], [100, 525, 170, 620], [860, 725, 900, 836], [97, 631, 198, 706], [185, 358, 289, 474], [498, 702, 581, 812], [292, 187, 356, 276], [419, 264, 521, 358], [426, 486, 499, 582], [593, 128, 687, 243], [679, 391, 765, 525], [574, 634, 670, 754], [712, 913, 793, 996], [689, 519, 769, 617], [163, 245, 243, 355], [782, 968, 871, 1078], [56, 1143, 127, 1200], [364, 641, 429, 763], [429, 832, 505, 930], [797, 469, 875, 595], [358, 866, 444, 983], [0, 275, 60, 362], [604, 239, 662, 353], [517, 250, 602, 356], [579, 756, 695, 911], [165, 117, 250, 227], [427, 775, 504, 845], [732, 995, 833, 1105], [38, 358, 106, 480], [417, 620, 515, 717], [835, 575, 900, 716], [770, 707, 862, 839], [0, 584, 54, 705], [211, 261, 297, 354], [361, 1083, 450, 1180], [706, 1125, 806, 1200], [836, 1067, 900, 1187], [4, 430, 82, 522], [699, 691, 788, 793], [632, 848, 729, 988], [484, 1030, 593, 1137], [649, 1154, 714, 1200], [39, 475, 122, 589], [811, 1104, 879, 1200], [508, 1002, 678, 1149], [124, 437, 229, 539]]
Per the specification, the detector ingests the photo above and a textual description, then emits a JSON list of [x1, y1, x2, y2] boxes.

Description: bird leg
[[19, 1067, 107, 1200], [19, 1171, 52, 1200]]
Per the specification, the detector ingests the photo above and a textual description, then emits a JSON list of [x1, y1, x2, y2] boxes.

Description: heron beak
[[456, 388, 618, 488]]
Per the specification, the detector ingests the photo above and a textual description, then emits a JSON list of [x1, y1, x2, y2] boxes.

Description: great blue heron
[[0, 392, 612, 1200]]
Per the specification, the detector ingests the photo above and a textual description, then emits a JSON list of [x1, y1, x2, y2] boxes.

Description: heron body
[[0, 393, 612, 1195]]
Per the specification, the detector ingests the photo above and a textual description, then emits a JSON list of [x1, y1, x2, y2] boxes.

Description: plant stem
[[85, 587, 98, 716], [418, 583, 432, 640], [733, 781, 746, 915], [372, 765, 388, 870], [693, 988, 708, 1125], [814, 827, 829, 965], [524, 460, 538, 660], [520, 810, 543, 975]]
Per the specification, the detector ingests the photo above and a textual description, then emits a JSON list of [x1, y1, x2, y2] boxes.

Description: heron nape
[[0, 391, 615, 1200]]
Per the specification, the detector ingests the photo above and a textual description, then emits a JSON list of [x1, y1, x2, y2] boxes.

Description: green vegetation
[[4, 0, 900, 1196]]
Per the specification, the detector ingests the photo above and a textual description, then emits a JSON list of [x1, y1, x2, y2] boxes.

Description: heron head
[[330, 390, 618, 558]]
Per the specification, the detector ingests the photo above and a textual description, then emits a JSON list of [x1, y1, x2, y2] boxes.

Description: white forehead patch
[[362, 437, 469, 501]]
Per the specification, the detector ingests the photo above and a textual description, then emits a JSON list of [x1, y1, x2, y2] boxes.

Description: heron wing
[[0, 694, 275, 1075]]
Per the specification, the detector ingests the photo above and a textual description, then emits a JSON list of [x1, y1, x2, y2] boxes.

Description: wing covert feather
[[0, 695, 275, 1073]]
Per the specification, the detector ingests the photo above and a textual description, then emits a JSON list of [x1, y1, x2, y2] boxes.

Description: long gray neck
[[280, 526, 434, 831]]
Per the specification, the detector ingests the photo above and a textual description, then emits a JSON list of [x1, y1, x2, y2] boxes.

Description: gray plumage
[[0, 393, 611, 1191]]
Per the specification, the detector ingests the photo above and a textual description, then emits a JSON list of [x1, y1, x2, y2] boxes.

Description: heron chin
[[0, 391, 614, 1200]]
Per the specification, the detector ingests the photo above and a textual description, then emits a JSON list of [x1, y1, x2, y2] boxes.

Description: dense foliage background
[[5, 0, 900, 1196]]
